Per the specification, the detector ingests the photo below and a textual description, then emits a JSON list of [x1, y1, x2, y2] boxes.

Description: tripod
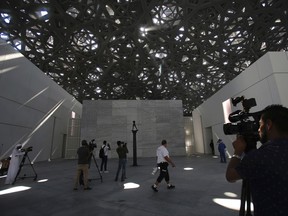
[[13, 150, 37, 184], [239, 179, 253, 216], [239, 138, 256, 216], [80, 152, 103, 184], [89, 153, 103, 182]]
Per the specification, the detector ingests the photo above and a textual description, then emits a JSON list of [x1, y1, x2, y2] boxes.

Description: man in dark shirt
[[115, 141, 129, 182], [226, 104, 288, 216], [73, 140, 92, 190]]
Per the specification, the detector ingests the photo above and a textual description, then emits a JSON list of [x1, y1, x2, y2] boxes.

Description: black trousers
[[156, 162, 169, 183]]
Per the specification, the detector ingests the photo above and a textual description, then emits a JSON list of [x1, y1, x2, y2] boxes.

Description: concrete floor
[[0, 155, 245, 216]]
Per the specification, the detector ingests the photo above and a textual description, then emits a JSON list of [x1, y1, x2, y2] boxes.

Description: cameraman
[[115, 141, 129, 182], [73, 140, 92, 190], [226, 104, 288, 216]]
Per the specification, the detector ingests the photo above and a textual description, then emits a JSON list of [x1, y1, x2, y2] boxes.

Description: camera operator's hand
[[232, 135, 246, 155]]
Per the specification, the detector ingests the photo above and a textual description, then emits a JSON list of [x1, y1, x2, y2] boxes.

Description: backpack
[[99, 147, 104, 158]]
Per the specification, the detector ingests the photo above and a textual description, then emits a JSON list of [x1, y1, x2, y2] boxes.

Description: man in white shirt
[[100, 140, 111, 173], [5, 144, 24, 184], [151, 140, 175, 192]]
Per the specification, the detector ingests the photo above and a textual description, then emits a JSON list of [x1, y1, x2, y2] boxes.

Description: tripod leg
[[92, 154, 103, 182], [239, 180, 253, 216], [26, 155, 38, 181], [239, 180, 247, 216], [245, 181, 253, 216]]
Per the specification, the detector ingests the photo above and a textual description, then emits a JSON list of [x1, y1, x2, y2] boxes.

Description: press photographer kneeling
[[226, 104, 288, 216]]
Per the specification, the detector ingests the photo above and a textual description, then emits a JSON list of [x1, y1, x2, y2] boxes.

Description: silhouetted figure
[[115, 141, 129, 182], [210, 139, 215, 155]]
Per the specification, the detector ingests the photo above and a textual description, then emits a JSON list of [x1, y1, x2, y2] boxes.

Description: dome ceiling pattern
[[1, 0, 288, 115]]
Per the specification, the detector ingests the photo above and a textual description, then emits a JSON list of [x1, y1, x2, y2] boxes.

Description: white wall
[[184, 116, 195, 155], [80, 100, 186, 158], [192, 52, 288, 155], [0, 39, 82, 162]]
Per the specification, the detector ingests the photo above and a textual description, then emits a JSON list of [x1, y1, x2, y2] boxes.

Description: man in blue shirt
[[217, 139, 227, 163], [226, 104, 288, 216]]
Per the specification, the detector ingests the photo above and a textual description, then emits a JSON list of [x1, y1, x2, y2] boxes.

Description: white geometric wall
[[0, 39, 82, 162], [80, 100, 186, 158]]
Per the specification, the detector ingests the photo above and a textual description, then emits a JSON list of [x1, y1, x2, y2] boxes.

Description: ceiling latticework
[[1, 0, 288, 115]]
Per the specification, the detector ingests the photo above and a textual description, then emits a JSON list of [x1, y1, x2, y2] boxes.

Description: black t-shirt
[[77, 146, 90, 164], [236, 139, 288, 216]]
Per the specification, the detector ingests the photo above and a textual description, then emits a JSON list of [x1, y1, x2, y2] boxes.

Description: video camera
[[223, 96, 263, 152], [89, 139, 97, 151], [21, 146, 33, 153]]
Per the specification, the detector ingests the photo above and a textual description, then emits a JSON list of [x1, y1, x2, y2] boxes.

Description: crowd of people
[[73, 138, 176, 193], [73, 104, 288, 216], [4, 103, 286, 216], [73, 139, 131, 190]]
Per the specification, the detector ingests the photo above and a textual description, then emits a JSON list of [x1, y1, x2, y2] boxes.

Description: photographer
[[100, 140, 111, 173], [115, 141, 129, 182], [226, 104, 288, 216], [73, 140, 92, 190]]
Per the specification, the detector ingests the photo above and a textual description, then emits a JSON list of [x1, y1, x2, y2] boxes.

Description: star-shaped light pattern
[[1, 0, 288, 115]]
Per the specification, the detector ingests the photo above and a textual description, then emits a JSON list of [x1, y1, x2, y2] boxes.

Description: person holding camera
[[151, 139, 175, 192], [73, 140, 92, 190], [115, 141, 129, 182], [226, 104, 288, 216], [100, 140, 111, 173]]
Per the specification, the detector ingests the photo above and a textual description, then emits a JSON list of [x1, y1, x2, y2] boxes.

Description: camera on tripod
[[21, 146, 33, 153], [89, 139, 97, 151], [223, 96, 262, 152]]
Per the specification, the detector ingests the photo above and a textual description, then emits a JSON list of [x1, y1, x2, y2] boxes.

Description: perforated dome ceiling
[[1, 0, 288, 115]]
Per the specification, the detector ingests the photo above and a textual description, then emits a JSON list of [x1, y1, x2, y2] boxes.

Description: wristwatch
[[232, 154, 241, 159]]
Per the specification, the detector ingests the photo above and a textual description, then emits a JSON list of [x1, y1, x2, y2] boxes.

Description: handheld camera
[[223, 96, 262, 152]]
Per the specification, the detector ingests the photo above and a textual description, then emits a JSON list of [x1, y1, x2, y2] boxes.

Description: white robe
[[5, 145, 24, 184]]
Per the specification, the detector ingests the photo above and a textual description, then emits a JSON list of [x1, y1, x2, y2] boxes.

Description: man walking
[[151, 139, 175, 192]]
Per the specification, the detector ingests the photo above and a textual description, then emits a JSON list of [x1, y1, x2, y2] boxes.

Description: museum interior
[[1, 1, 288, 215]]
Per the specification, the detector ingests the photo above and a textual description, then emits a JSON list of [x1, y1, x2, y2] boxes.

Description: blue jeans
[[100, 155, 108, 171], [115, 158, 127, 181], [219, 150, 226, 163]]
